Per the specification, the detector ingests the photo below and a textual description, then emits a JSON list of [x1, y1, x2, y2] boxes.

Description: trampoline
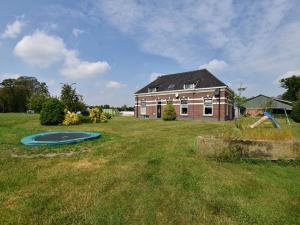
[[21, 131, 101, 145]]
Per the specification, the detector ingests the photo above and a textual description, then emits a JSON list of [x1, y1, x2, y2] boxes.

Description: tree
[[291, 100, 300, 123], [27, 94, 49, 113], [280, 75, 300, 101], [60, 84, 86, 112], [0, 76, 49, 112], [162, 102, 177, 121], [230, 84, 247, 117]]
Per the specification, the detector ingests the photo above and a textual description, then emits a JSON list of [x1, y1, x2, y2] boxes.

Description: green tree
[[60, 84, 86, 112], [162, 102, 177, 121], [27, 94, 49, 113], [291, 101, 300, 123], [40, 98, 65, 125], [0, 76, 49, 112], [280, 75, 300, 101], [229, 85, 247, 117]]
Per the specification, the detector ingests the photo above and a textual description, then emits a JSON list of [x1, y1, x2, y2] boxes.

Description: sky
[[1, 0, 300, 106]]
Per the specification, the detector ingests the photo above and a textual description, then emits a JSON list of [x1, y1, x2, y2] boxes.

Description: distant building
[[242, 94, 292, 116], [134, 69, 234, 121]]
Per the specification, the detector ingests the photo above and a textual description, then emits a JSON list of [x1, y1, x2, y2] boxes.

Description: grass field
[[0, 113, 299, 225]]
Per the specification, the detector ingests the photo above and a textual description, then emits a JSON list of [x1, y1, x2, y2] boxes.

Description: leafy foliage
[[0, 76, 49, 112], [40, 98, 65, 125], [102, 112, 112, 119], [27, 94, 49, 113], [280, 75, 300, 101], [291, 100, 300, 123], [100, 114, 108, 122], [89, 107, 101, 123], [63, 111, 81, 125], [162, 102, 176, 121], [60, 84, 86, 112]]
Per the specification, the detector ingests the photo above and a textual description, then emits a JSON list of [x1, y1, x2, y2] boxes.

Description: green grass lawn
[[0, 114, 299, 225]]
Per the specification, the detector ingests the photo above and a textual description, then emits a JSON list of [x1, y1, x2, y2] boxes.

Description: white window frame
[[148, 87, 157, 93], [184, 83, 195, 89], [203, 98, 213, 116], [141, 101, 146, 115], [180, 99, 188, 116]]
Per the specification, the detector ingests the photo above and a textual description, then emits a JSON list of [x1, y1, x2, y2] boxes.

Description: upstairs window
[[184, 83, 195, 89], [148, 87, 157, 93], [141, 101, 146, 115], [203, 98, 213, 116], [180, 99, 188, 115], [167, 84, 175, 90]]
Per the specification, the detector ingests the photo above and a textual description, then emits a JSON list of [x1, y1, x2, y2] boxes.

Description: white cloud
[[13, 31, 110, 78], [72, 28, 84, 37], [61, 50, 110, 79], [199, 59, 228, 73], [149, 72, 163, 81], [1, 18, 24, 39], [14, 31, 66, 67], [105, 81, 126, 88]]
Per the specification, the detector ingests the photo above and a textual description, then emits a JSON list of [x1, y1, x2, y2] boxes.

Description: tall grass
[[217, 117, 295, 141]]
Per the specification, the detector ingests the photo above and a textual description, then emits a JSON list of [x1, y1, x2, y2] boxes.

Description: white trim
[[180, 99, 188, 116], [134, 86, 227, 97], [203, 98, 213, 116], [135, 102, 229, 107], [140, 101, 146, 115]]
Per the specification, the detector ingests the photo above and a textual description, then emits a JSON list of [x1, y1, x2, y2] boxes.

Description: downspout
[[219, 88, 221, 121]]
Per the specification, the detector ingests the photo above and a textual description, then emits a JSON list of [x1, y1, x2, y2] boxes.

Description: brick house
[[134, 69, 234, 120]]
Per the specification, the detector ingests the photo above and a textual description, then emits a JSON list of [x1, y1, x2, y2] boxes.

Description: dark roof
[[135, 69, 227, 94], [243, 95, 292, 110]]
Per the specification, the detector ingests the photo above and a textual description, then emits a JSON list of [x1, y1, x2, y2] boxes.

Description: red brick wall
[[134, 88, 234, 121]]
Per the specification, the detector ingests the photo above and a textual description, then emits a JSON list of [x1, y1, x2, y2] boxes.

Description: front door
[[157, 101, 161, 118]]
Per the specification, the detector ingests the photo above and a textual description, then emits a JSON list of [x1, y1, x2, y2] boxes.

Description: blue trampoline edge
[[21, 131, 101, 146]]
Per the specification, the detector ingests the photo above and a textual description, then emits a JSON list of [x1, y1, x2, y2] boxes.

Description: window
[[148, 87, 157, 93], [204, 98, 213, 116], [180, 99, 188, 115], [184, 83, 195, 89], [141, 101, 146, 115], [167, 84, 175, 90]]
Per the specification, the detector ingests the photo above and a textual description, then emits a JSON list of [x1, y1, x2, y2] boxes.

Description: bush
[[100, 114, 108, 123], [40, 98, 65, 125], [162, 102, 176, 121], [27, 94, 48, 113], [80, 115, 92, 123], [89, 107, 101, 123], [63, 111, 80, 125], [291, 101, 300, 122], [102, 112, 112, 119]]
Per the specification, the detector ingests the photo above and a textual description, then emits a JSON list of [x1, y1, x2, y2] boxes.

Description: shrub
[[100, 114, 108, 123], [27, 94, 48, 113], [89, 107, 101, 123], [40, 98, 65, 125], [80, 115, 92, 123], [63, 111, 80, 125], [291, 101, 300, 123], [102, 112, 112, 119], [162, 102, 176, 121]]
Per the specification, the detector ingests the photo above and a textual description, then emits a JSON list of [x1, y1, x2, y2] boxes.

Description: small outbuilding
[[242, 94, 292, 116]]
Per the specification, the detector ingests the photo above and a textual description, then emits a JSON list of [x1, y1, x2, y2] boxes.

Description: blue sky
[[1, 0, 300, 106]]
